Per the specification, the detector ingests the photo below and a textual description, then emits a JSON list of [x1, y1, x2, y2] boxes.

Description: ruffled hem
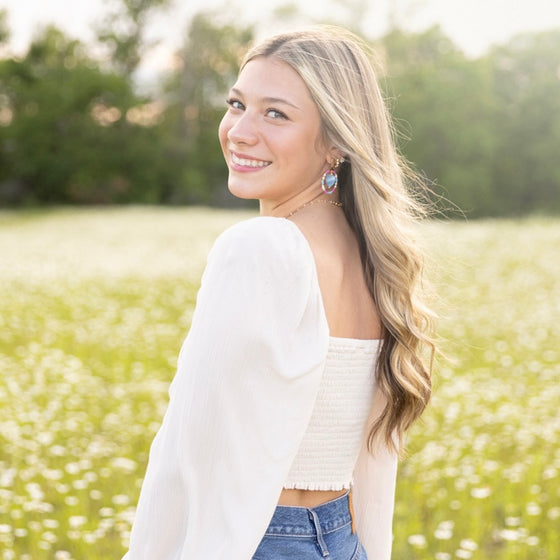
[[283, 480, 352, 491]]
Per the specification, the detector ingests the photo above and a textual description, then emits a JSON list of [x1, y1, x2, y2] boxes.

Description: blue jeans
[[252, 491, 368, 559]]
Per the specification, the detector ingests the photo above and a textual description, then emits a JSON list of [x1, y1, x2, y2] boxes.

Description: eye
[[226, 98, 244, 111], [265, 108, 288, 120]]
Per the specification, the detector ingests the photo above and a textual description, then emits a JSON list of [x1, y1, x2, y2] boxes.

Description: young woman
[[123, 26, 434, 560]]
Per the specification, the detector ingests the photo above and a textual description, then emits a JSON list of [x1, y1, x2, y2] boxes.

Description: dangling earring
[[321, 157, 344, 195]]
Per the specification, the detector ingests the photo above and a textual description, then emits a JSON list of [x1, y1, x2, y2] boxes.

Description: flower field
[[0, 208, 558, 559]]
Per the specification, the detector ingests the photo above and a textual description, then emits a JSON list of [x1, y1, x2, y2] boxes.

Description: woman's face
[[219, 56, 333, 215]]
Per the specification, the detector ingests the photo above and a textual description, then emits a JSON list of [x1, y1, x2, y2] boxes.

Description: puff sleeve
[[123, 217, 330, 560], [352, 388, 399, 559]]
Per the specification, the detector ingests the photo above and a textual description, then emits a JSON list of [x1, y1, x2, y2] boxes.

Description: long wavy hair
[[242, 27, 436, 456]]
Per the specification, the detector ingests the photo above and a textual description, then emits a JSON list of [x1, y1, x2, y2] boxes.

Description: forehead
[[233, 56, 315, 106]]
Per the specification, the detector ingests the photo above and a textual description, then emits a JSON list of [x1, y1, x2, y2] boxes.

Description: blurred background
[[1, 3, 560, 560], [1, 0, 559, 216]]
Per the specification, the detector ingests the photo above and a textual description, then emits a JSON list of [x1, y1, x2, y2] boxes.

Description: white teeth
[[231, 153, 271, 168]]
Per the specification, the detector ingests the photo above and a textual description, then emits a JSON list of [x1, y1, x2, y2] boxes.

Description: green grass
[[0, 208, 558, 559]]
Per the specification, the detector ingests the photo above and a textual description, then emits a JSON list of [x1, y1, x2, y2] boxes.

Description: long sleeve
[[352, 388, 398, 560], [123, 217, 330, 560]]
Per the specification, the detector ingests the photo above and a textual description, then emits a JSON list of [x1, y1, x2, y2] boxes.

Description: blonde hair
[[242, 27, 435, 456]]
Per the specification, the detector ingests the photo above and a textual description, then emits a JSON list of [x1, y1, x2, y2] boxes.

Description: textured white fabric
[[284, 336, 380, 491], [123, 216, 397, 560], [353, 389, 399, 559]]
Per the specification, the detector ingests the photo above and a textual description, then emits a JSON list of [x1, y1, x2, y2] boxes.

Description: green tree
[[0, 9, 9, 47], [380, 26, 499, 217], [160, 13, 253, 204], [0, 25, 166, 204], [96, 0, 172, 77], [489, 30, 560, 215]]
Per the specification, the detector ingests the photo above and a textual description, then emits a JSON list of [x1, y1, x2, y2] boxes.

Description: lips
[[231, 152, 272, 168]]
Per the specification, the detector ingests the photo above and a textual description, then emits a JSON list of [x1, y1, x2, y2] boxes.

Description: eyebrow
[[230, 88, 303, 111]]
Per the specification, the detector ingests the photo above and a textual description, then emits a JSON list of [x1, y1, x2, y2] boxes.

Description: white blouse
[[123, 216, 397, 560], [284, 336, 380, 491]]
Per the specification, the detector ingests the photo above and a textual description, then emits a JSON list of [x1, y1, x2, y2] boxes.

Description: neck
[[285, 196, 342, 218], [261, 188, 339, 217]]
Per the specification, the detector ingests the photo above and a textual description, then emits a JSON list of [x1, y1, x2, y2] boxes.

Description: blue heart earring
[[321, 157, 344, 194]]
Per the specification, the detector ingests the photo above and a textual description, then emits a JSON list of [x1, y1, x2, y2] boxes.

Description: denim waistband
[[265, 491, 352, 536]]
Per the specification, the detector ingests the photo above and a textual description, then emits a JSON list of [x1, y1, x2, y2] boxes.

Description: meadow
[[0, 207, 558, 559]]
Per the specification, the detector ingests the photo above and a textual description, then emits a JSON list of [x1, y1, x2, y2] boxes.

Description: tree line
[[0, 4, 559, 217]]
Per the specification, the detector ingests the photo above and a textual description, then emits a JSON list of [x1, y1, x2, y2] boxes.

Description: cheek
[[218, 114, 230, 152]]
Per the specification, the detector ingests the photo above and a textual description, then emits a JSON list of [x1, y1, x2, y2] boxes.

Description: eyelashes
[[225, 99, 288, 121], [226, 98, 244, 110], [265, 109, 287, 120]]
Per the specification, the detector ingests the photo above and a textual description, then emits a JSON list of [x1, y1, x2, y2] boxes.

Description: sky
[[2, 0, 560, 79]]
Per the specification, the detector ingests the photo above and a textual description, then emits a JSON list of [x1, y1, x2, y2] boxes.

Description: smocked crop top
[[284, 336, 379, 491], [124, 217, 397, 560]]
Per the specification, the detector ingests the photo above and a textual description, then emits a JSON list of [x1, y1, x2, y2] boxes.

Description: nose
[[227, 111, 258, 146]]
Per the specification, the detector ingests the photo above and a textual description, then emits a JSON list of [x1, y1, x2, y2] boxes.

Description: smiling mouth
[[231, 153, 272, 168]]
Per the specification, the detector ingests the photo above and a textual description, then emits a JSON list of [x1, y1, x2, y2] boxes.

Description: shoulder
[[210, 217, 314, 273], [198, 217, 325, 327]]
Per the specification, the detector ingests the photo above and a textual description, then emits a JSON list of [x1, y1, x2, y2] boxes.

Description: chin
[[227, 180, 260, 201]]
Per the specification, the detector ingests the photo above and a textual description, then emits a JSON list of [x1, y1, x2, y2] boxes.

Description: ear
[[326, 146, 346, 166]]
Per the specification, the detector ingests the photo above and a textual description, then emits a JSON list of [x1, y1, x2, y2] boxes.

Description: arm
[[124, 217, 329, 560], [352, 389, 398, 560]]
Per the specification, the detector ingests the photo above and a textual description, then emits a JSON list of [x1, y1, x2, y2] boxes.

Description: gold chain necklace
[[285, 198, 343, 218]]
